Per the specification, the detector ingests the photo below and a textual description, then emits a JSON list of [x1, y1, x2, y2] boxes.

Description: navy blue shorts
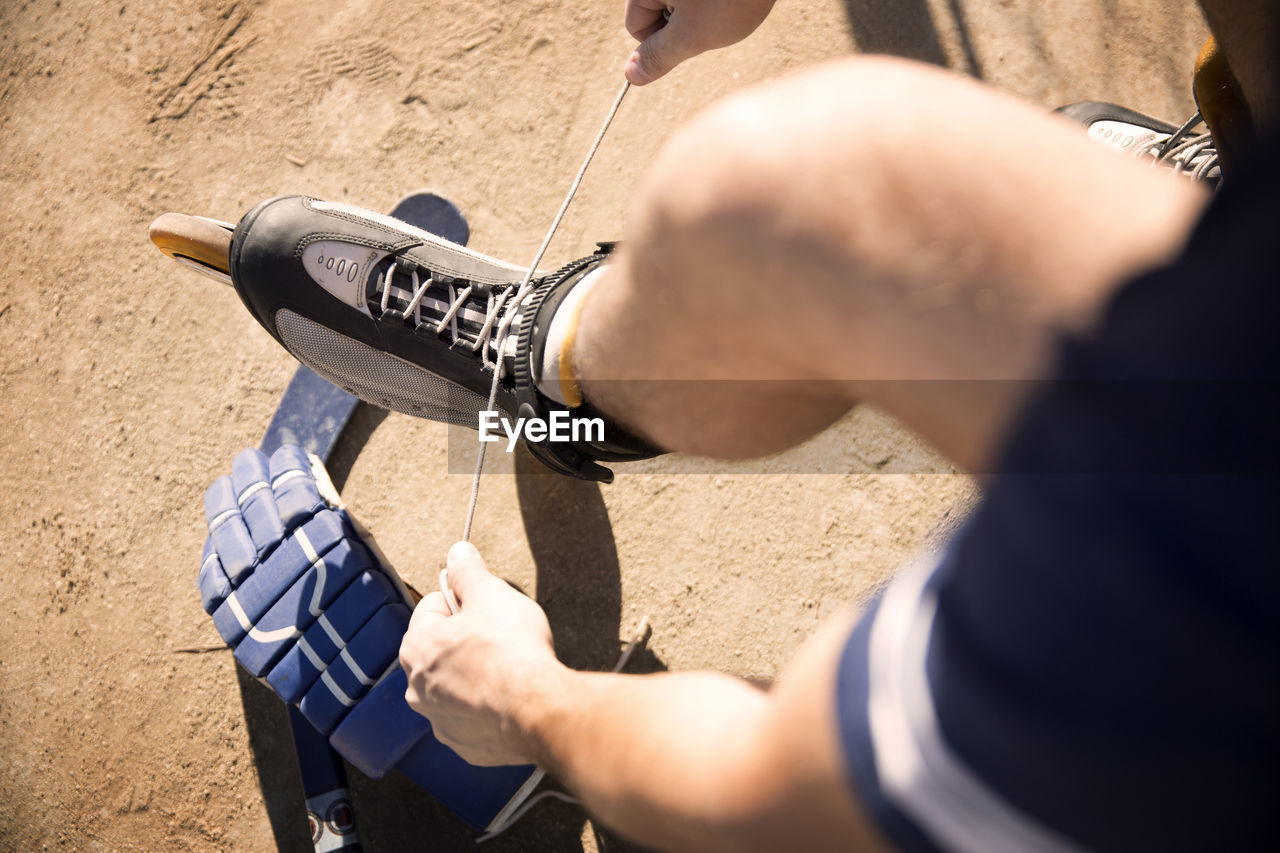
[[835, 131, 1280, 852]]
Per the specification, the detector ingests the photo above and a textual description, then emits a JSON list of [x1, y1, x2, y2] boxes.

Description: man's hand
[[400, 541, 563, 767], [624, 0, 777, 85]]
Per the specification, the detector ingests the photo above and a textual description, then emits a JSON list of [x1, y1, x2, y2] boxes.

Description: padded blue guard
[[269, 445, 327, 528], [298, 603, 410, 735], [266, 570, 399, 704], [329, 667, 536, 832], [230, 448, 285, 551], [210, 509, 347, 646], [198, 539, 231, 613], [234, 539, 374, 677], [200, 443, 538, 832], [204, 475, 257, 584], [396, 730, 537, 832], [329, 666, 431, 777]]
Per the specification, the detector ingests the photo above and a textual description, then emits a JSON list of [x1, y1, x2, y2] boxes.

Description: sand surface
[[0, 1, 1207, 849]]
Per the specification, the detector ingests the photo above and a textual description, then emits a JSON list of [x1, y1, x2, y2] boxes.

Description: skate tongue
[[149, 212, 235, 285]]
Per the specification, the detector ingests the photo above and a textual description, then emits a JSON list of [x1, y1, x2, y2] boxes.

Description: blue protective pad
[[298, 603, 410, 735], [329, 666, 432, 779], [268, 446, 326, 530], [266, 571, 398, 704], [204, 475, 257, 584], [233, 538, 374, 677], [397, 732, 537, 832], [324, 603, 409, 702], [211, 510, 348, 646], [198, 539, 231, 613], [198, 447, 328, 614], [231, 448, 285, 554]]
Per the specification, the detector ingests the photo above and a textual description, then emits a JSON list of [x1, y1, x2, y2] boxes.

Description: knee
[[627, 79, 798, 263], [626, 56, 939, 269]]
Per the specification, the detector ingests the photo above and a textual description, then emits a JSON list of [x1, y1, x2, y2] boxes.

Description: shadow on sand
[[840, 0, 982, 76]]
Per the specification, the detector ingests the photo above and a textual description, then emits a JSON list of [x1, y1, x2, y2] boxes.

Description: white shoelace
[[460, 79, 631, 543], [373, 72, 628, 377], [378, 265, 518, 367], [434, 78, 634, 844], [1139, 111, 1220, 181]]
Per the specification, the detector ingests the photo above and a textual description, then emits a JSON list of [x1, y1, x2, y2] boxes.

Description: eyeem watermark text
[[478, 410, 604, 452]]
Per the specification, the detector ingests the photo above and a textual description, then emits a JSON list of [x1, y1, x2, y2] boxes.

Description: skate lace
[[373, 252, 602, 369], [1137, 111, 1220, 181], [374, 264, 530, 368]]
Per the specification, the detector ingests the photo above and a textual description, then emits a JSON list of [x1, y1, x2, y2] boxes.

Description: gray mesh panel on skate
[[275, 309, 487, 427]]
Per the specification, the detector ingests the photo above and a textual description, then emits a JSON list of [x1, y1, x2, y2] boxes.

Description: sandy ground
[[0, 1, 1208, 850]]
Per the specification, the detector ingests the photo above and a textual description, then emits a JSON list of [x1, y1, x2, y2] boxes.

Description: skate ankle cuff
[[512, 243, 663, 482]]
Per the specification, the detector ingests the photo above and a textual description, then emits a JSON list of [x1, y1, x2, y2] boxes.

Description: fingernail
[[447, 540, 479, 566]]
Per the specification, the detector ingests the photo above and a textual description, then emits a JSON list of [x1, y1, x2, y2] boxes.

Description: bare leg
[[575, 57, 1207, 471]]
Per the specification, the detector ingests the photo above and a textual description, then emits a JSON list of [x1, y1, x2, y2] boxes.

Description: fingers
[[622, 0, 777, 85], [269, 445, 326, 528], [232, 448, 285, 553], [206, 448, 290, 585], [443, 541, 494, 606], [204, 475, 257, 583], [206, 445, 337, 596], [625, 0, 668, 38], [197, 537, 232, 613], [401, 591, 450, 693], [408, 590, 452, 632], [625, 21, 691, 86]]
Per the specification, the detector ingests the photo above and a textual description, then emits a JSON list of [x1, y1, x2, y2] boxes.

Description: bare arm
[[400, 542, 890, 852]]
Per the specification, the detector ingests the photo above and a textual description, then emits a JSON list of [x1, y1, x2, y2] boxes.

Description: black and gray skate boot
[[1057, 102, 1221, 186], [227, 195, 659, 482]]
